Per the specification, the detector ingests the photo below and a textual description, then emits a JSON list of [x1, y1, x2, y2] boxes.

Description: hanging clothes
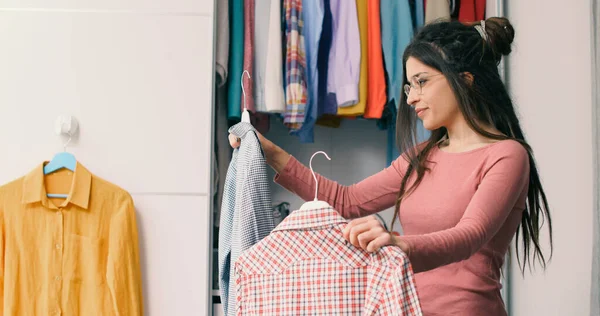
[[283, 0, 308, 131], [336, 0, 368, 117], [363, 0, 387, 119], [241, 0, 255, 112], [234, 205, 423, 315], [216, 0, 229, 87], [289, 0, 325, 143], [450, 0, 460, 19], [227, 0, 244, 121], [218, 122, 275, 316], [425, 0, 450, 24], [254, 0, 285, 114], [379, 0, 428, 166], [458, 0, 486, 22], [316, 0, 335, 117], [381, 0, 413, 106], [241, 0, 270, 134], [326, 0, 361, 108], [410, 0, 425, 31], [0, 163, 143, 315]]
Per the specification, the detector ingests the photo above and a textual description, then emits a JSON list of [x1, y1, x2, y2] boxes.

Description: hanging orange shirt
[[364, 0, 387, 119], [0, 162, 143, 316]]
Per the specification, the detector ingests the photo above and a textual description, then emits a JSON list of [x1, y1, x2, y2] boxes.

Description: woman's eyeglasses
[[403, 73, 444, 98]]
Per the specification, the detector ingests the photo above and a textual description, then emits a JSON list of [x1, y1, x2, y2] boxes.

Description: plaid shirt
[[284, 0, 308, 130], [234, 205, 423, 315], [219, 122, 276, 316]]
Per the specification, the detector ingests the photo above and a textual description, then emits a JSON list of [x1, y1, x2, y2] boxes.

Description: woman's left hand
[[342, 215, 410, 254]]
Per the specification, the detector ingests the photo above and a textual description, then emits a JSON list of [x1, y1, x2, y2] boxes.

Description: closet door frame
[[589, 0, 600, 315]]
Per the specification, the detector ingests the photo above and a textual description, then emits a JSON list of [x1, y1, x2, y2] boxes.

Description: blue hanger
[[44, 134, 77, 199]]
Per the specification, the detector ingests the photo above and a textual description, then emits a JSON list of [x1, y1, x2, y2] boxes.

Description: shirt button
[[55, 276, 62, 281], [55, 244, 62, 250]]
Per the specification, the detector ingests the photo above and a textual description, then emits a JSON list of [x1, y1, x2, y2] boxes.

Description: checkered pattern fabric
[[284, 0, 308, 130], [219, 122, 276, 316], [234, 206, 422, 315]]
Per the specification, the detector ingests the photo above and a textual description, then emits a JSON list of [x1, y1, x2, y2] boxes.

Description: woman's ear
[[461, 72, 474, 86]]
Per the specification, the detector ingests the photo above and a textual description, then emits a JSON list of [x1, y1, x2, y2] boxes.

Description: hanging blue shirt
[[382, 1, 430, 166], [291, 0, 324, 143]]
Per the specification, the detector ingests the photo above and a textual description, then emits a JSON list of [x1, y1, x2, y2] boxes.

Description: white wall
[[0, 1, 215, 315], [507, 1, 594, 315]]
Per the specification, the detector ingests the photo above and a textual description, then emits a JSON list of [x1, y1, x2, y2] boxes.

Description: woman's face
[[404, 57, 462, 130]]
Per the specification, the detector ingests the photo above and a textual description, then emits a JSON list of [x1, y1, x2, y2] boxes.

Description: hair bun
[[484, 17, 515, 57]]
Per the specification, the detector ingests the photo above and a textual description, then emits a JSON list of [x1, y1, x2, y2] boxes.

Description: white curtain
[[591, 1, 600, 315]]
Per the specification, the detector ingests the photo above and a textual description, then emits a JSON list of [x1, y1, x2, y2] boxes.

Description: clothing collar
[[21, 162, 92, 210], [273, 204, 347, 232]]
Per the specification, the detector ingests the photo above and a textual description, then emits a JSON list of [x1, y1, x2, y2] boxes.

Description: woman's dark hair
[[391, 17, 553, 274]]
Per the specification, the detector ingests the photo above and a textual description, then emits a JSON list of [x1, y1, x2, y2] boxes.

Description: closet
[[211, 0, 507, 315]]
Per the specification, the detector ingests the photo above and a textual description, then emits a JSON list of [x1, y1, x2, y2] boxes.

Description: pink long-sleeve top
[[274, 140, 530, 316]]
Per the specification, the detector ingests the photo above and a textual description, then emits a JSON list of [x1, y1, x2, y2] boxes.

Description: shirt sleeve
[[274, 155, 408, 219], [106, 193, 144, 316], [400, 144, 530, 273]]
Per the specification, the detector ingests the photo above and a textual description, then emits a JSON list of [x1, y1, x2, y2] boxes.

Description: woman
[[230, 17, 552, 315]]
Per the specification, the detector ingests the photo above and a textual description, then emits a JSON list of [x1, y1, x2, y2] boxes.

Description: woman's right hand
[[228, 131, 291, 173]]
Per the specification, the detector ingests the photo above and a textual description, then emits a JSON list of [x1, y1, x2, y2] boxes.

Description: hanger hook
[[241, 70, 250, 111], [63, 132, 72, 152], [309, 151, 331, 201]]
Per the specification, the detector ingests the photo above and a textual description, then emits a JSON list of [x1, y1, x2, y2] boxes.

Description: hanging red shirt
[[458, 0, 486, 22]]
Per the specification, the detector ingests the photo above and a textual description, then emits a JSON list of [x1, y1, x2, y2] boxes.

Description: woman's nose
[[406, 89, 420, 106]]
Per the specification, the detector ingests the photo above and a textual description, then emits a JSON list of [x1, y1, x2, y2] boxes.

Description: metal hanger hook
[[309, 151, 331, 201], [241, 70, 251, 111]]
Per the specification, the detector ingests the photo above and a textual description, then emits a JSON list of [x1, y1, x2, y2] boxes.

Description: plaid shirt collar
[[273, 203, 346, 232]]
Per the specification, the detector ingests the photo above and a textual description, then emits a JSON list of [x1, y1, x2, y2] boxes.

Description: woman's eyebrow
[[412, 72, 428, 78]]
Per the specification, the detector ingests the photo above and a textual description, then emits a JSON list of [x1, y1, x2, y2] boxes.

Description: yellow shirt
[[0, 162, 143, 316]]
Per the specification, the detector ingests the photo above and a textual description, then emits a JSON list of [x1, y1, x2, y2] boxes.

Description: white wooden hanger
[[240, 70, 251, 124], [299, 151, 332, 211]]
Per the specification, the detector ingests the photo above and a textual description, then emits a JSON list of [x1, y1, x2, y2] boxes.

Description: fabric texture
[[337, 0, 367, 117], [363, 0, 387, 119], [381, 0, 414, 105], [255, 0, 286, 113], [234, 205, 422, 315], [425, 0, 450, 24], [216, 0, 230, 87], [241, 0, 270, 134], [218, 122, 275, 316], [227, 0, 244, 120], [458, 0, 486, 22], [283, 0, 308, 130], [289, 0, 324, 143], [274, 140, 530, 315], [242, 0, 255, 112], [326, 0, 361, 108], [0, 163, 143, 315], [316, 0, 336, 117]]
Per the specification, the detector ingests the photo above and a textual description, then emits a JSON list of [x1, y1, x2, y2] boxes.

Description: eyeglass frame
[[403, 73, 445, 98]]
